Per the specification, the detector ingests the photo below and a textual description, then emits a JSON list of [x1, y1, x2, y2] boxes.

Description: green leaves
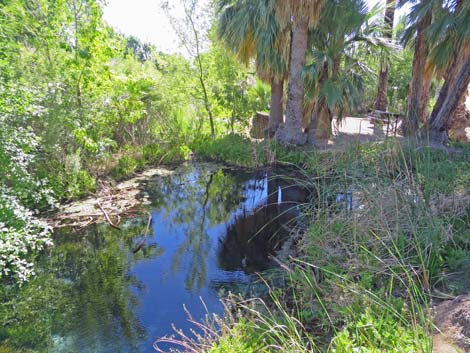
[[0, 118, 53, 281], [320, 79, 343, 108]]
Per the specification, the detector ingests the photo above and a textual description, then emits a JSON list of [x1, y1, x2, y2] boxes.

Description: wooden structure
[[368, 110, 403, 137]]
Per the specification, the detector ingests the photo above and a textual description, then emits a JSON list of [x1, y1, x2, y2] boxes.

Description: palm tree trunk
[[404, 12, 432, 135], [448, 93, 469, 141], [376, 70, 389, 111], [426, 50, 470, 142], [275, 18, 308, 145], [419, 61, 434, 122], [375, 0, 396, 111], [309, 61, 331, 142], [267, 79, 284, 137], [429, 41, 470, 124], [312, 98, 331, 140]]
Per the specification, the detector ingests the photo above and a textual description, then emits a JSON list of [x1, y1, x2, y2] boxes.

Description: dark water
[[0, 164, 307, 353]]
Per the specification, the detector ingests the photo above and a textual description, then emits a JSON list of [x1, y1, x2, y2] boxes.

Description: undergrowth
[[190, 134, 309, 167]]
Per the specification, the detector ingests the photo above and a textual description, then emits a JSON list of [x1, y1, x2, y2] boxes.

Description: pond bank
[[189, 140, 470, 353], [3, 139, 470, 353], [45, 167, 176, 230]]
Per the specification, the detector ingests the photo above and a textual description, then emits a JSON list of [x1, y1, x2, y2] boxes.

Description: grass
[[156, 139, 470, 353], [190, 134, 310, 168]]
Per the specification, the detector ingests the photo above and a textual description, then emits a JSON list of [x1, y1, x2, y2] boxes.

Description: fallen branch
[[97, 202, 121, 230], [133, 213, 153, 253], [74, 217, 96, 232], [53, 213, 111, 220]]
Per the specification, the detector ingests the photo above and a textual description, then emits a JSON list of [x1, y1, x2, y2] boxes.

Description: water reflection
[[0, 164, 307, 353], [0, 219, 158, 353]]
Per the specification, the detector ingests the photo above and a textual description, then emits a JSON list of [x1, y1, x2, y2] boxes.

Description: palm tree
[[401, 0, 470, 141], [274, 0, 325, 145], [305, 0, 386, 141], [217, 0, 289, 137], [375, 0, 397, 111], [425, 0, 470, 142], [402, 0, 433, 135]]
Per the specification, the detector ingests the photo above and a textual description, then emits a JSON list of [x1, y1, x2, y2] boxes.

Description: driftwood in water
[[44, 167, 174, 231], [97, 202, 121, 230], [133, 214, 153, 253]]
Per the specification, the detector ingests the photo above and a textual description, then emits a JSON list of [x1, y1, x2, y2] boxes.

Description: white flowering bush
[[0, 193, 52, 281], [0, 104, 54, 281]]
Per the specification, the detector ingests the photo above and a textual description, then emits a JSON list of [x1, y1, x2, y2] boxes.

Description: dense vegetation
[[1, 0, 469, 352]]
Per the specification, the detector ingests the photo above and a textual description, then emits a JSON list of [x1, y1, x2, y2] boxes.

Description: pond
[[0, 164, 308, 353]]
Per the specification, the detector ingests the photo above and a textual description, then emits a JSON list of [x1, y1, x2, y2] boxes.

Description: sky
[[102, 0, 409, 54]]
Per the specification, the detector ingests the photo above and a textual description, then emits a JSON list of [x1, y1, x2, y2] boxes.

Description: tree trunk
[[275, 18, 308, 145], [426, 53, 470, 141], [448, 92, 470, 142], [374, 0, 396, 111], [376, 70, 389, 111], [419, 60, 434, 122], [303, 99, 315, 129], [312, 98, 331, 141], [404, 12, 432, 135], [267, 79, 284, 138], [308, 61, 331, 142], [187, 9, 215, 137], [429, 41, 470, 124]]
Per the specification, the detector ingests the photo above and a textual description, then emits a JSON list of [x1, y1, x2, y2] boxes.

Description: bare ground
[[434, 295, 470, 353], [323, 116, 403, 148]]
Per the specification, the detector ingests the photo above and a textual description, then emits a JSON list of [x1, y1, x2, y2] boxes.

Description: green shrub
[[142, 143, 165, 164], [191, 134, 259, 167], [113, 155, 141, 180], [208, 321, 260, 353], [0, 120, 53, 282], [331, 306, 430, 353]]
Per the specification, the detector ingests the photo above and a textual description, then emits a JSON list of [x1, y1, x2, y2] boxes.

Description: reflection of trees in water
[[53, 222, 160, 353], [218, 175, 307, 273], [149, 168, 249, 290], [146, 166, 272, 289], [0, 218, 162, 353], [145, 166, 308, 291]]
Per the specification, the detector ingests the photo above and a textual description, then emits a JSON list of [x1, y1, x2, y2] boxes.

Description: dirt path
[[310, 116, 404, 149]]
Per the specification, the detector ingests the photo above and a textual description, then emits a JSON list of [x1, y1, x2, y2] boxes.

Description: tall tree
[[163, 0, 216, 137], [403, 0, 433, 135], [423, 0, 470, 141], [305, 0, 385, 141], [274, 0, 325, 145], [217, 0, 289, 137], [375, 0, 396, 111]]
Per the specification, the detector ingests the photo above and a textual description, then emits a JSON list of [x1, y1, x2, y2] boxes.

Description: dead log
[[97, 202, 121, 230]]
